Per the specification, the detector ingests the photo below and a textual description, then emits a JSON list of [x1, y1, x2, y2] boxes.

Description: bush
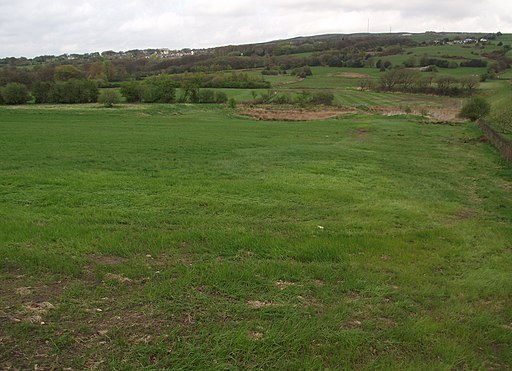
[[98, 89, 122, 107], [120, 81, 142, 103], [144, 75, 176, 103], [228, 98, 237, 108], [295, 91, 312, 107], [460, 59, 488, 68], [459, 96, 491, 121], [311, 92, 335, 106], [491, 101, 512, 134], [139, 84, 161, 103], [273, 94, 293, 104], [1, 83, 30, 105], [262, 69, 279, 76], [291, 66, 313, 78], [52, 80, 98, 103], [214, 91, 228, 104], [198, 89, 216, 103], [32, 81, 55, 103]]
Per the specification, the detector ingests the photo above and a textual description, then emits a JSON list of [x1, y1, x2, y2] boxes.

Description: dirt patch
[[274, 77, 305, 86], [455, 210, 476, 220], [344, 319, 363, 329], [247, 300, 276, 309], [356, 128, 370, 138], [372, 104, 465, 123], [275, 280, 296, 290], [240, 106, 354, 121], [15, 287, 32, 296], [313, 279, 325, 287], [103, 273, 133, 284], [330, 72, 371, 78], [89, 255, 127, 266], [249, 331, 264, 340]]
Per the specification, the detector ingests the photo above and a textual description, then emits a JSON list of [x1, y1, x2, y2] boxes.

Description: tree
[[1, 83, 30, 104], [459, 96, 491, 121], [459, 76, 480, 93], [32, 81, 55, 103], [120, 81, 142, 103], [51, 79, 98, 103], [87, 61, 106, 80], [54, 65, 83, 81], [181, 80, 200, 103], [435, 76, 459, 94], [144, 75, 176, 103], [98, 89, 122, 107], [379, 68, 419, 91]]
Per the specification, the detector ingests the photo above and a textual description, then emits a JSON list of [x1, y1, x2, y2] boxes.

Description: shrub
[[291, 66, 313, 78], [460, 59, 488, 68], [198, 89, 216, 103], [144, 75, 176, 103], [32, 81, 55, 103], [459, 76, 480, 93], [98, 89, 122, 107], [311, 92, 335, 106], [295, 91, 312, 107], [139, 84, 161, 103], [273, 94, 292, 105], [459, 96, 491, 121], [228, 98, 237, 108], [214, 91, 228, 104], [51, 79, 98, 103], [491, 101, 512, 134], [1, 83, 30, 105], [262, 69, 279, 76], [54, 64, 83, 81], [120, 81, 142, 103]]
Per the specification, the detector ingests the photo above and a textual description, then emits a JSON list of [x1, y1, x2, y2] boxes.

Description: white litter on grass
[[317, 226, 324, 230]]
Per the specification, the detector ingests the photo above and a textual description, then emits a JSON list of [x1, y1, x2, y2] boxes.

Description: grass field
[[1, 104, 511, 369]]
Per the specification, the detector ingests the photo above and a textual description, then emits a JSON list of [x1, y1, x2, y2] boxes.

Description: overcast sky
[[1, 0, 511, 58]]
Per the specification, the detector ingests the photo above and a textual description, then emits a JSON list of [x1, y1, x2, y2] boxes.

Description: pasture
[[1, 104, 511, 369]]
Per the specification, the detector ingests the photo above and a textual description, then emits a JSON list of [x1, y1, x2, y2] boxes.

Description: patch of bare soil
[[89, 255, 127, 266], [356, 128, 370, 138], [274, 77, 305, 86], [0, 274, 68, 329], [372, 105, 465, 123], [247, 300, 277, 309], [248, 331, 264, 340], [330, 72, 371, 78], [103, 273, 133, 284], [456, 210, 476, 220], [275, 280, 296, 290], [240, 106, 355, 121]]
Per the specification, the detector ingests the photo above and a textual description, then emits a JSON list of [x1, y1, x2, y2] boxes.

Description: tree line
[[363, 68, 481, 96]]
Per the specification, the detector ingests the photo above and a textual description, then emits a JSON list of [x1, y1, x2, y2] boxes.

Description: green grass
[[0, 104, 511, 369]]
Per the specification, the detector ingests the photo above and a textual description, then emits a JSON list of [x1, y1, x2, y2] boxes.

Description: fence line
[[479, 120, 512, 162]]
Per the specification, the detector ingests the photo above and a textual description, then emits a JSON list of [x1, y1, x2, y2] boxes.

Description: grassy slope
[[0, 105, 511, 369]]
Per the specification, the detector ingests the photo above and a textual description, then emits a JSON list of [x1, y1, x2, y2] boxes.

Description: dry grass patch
[[330, 72, 372, 78], [240, 106, 354, 121]]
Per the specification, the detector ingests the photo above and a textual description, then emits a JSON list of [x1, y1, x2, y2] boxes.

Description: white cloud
[[0, 0, 510, 57]]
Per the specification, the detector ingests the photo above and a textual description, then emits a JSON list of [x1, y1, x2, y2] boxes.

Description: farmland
[[1, 104, 511, 369], [1, 31, 512, 369]]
